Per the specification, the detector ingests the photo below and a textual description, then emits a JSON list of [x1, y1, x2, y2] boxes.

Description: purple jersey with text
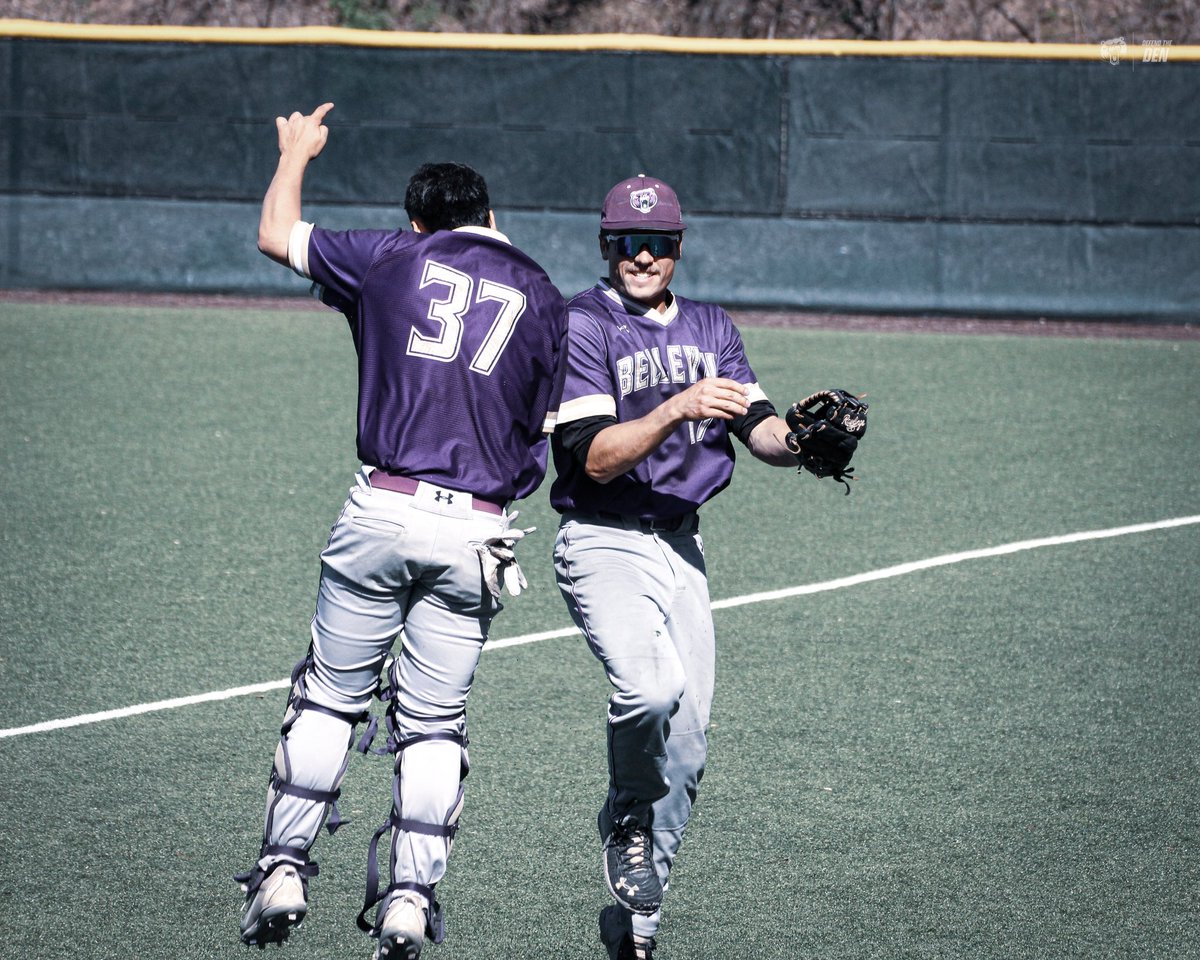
[[306, 226, 568, 503], [550, 281, 770, 519]]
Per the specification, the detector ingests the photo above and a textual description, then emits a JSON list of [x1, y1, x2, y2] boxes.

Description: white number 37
[[407, 258, 527, 376]]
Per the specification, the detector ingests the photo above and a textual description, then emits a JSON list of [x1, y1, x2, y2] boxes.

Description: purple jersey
[[550, 281, 770, 519], [302, 224, 568, 503]]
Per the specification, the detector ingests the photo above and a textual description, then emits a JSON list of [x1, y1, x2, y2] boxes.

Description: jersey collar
[[597, 279, 678, 327], [453, 225, 512, 245]]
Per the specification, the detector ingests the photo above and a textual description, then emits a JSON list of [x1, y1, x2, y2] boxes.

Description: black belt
[[595, 511, 698, 534]]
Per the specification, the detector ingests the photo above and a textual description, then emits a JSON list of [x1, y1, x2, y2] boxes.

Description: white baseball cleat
[[239, 863, 307, 946], [374, 892, 426, 960]]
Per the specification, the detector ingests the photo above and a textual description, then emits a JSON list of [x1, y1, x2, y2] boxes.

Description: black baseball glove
[[785, 389, 869, 494]]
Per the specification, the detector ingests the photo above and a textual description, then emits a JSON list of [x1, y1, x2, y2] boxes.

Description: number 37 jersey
[[294, 224, 569, 504]]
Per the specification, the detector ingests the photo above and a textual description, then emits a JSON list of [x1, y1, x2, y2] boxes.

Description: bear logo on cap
[[601, 174, 685, 232], [629, 188, 659, 214]]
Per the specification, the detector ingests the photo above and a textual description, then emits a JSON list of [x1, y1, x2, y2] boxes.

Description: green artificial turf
[[1, 304, 1197, 959]]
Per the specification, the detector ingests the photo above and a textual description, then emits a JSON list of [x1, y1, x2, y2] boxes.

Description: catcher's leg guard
[[238, 653, 376, 896], [357, 663, 470, 947]]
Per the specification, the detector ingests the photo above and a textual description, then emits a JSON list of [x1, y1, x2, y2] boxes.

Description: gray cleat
[[240, 864, 307, 947], [374, 892, 426, 960]]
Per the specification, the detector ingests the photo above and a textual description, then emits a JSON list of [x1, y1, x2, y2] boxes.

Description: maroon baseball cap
[[600, 174, 686, 232]]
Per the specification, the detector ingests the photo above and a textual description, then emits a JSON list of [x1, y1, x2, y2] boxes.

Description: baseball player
[[550, 175, 862, 960], [236, 103, 568, 960]]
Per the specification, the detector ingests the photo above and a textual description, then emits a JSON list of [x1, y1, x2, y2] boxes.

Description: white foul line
[[0, 678, 292, 739], [2, 514, 1196, 741], [710, 514, 1200, 610]]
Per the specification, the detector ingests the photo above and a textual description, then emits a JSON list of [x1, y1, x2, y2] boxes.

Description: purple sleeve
[[557, 308, 616, 421], [545, 308, 572, 427], [307, 228, 395, 307], [718, 315, 759, 385]]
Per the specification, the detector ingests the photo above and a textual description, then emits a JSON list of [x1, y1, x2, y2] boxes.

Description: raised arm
[[257, 102, 335, 266]]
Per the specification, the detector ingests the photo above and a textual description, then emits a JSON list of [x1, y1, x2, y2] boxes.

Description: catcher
[[548, 173, 868, 960]]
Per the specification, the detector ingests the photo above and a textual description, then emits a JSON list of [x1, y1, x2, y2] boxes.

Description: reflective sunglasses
[[606, 233, 680, 259]]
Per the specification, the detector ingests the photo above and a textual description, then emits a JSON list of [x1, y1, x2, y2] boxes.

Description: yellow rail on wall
[[2, 18, 1198, 61]]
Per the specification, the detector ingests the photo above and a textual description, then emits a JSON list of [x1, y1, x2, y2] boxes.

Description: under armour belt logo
[[434, 491, 454, 504]]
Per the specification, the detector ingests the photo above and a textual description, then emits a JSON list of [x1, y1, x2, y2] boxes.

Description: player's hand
[[275, 102, 334, 160], [666, 378, 751, 422]]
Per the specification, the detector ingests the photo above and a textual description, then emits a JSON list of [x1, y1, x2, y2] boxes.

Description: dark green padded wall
[[787, 57, 1198, 224], [2, 37, 1197, 319]]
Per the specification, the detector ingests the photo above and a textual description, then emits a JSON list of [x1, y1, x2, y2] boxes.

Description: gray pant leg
[[555, 519, 716, 938], [260, 563, 402, 864], [259, 475, 500, 902], [652, 522, 715, 842], [385, 579, 491, 898], [639, 528, 714, 939], [556, 519, 683, 820]]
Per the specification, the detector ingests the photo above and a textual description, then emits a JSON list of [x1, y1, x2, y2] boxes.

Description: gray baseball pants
[[554, 512, 716, 939], [253, 468, 504, 913]]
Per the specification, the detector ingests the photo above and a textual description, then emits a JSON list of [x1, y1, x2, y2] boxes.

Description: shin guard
[[357, 662, 469, 945], [238, 653, 373, 893]]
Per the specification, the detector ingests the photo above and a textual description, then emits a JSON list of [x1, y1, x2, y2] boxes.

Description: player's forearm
[[257, 154, 309, 265], [747, 416, 799, 467], [259, 103, 334, 265], [585, 378, 750, 482], [585, 411, 681, 483]]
